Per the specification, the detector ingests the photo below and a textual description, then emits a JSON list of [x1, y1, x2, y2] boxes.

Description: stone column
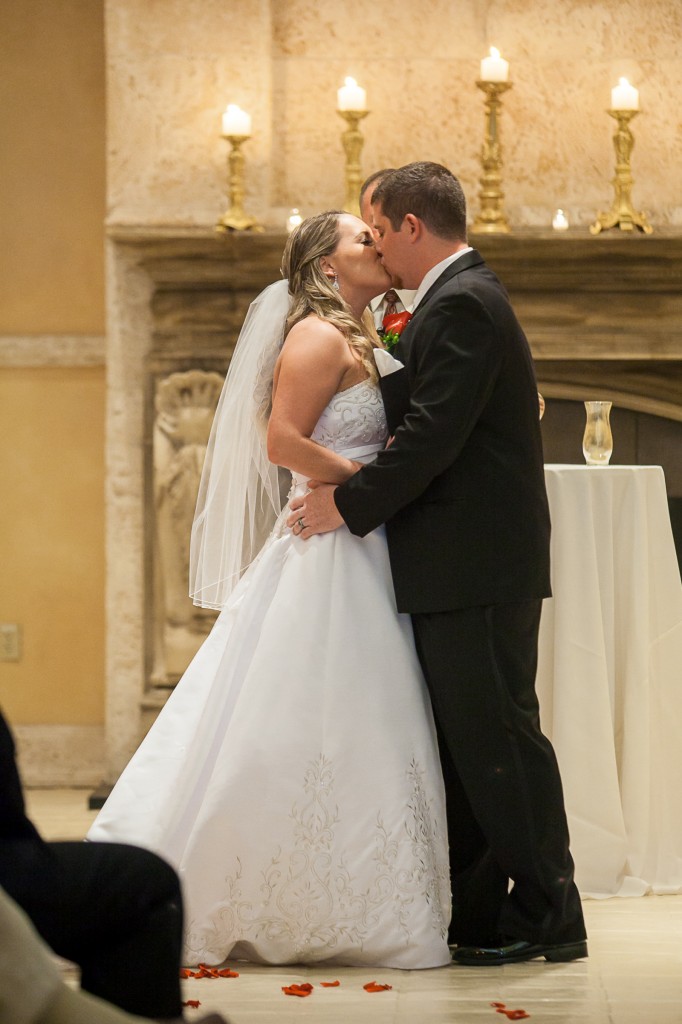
[[104, 237, 153, 779], [103, 1, 275, 782]]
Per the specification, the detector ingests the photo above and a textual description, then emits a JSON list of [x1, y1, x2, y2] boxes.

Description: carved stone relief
[[151, 368, 223, 686]]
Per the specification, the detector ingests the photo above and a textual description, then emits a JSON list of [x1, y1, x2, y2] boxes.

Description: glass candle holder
[[583, 401, 613, 466]]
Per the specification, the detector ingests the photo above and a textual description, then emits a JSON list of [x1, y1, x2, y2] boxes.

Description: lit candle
[[221, 104, 252, 137], [337, 77, 367, 111], [480, 47, 509, 83], [287, 208, 303, 234], [552, 209, 569, 231], [611, 77, 639, 111]]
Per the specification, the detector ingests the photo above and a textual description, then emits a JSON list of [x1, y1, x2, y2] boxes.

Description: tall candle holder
[[337, 109, 369, 217], [590, 110, 652, 235], [472, 80, 512, 234], [216, 134, 263, 233]]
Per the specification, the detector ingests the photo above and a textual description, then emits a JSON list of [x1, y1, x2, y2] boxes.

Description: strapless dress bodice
[[291, 378, 388, 490]]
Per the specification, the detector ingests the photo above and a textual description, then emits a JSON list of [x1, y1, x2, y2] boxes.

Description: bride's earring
[[332, 273, 340, 291]]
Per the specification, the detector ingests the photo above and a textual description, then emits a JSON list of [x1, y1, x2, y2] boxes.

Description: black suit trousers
[[1, 838, 184, 1018], [411, 600, 586, 947]]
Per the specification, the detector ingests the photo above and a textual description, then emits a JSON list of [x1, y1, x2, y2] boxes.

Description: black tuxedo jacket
[[335, 250, 551, 614]]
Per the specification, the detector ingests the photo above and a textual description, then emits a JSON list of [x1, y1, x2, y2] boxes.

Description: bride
[[89, 211, 451, 969]]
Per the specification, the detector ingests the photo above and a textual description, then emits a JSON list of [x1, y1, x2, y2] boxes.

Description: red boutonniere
[[380, 310, 412, 353]]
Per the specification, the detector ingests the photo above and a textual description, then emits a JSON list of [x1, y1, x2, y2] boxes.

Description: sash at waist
[[290, 440, 385, 493], [335, 441, 386, 461]]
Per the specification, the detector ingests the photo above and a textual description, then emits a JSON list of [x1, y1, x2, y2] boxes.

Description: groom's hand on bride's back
[[287, 482, 344, 538]]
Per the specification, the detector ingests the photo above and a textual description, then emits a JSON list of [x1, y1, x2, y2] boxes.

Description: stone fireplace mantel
[[102, 225, 682, 783], [111, 223, 682, 406]]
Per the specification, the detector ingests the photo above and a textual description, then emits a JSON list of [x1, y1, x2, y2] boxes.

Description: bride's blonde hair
[[281, 210, 378, 383]]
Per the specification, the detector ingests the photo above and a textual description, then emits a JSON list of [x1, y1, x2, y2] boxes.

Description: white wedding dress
[[89, 379, 451, 969]]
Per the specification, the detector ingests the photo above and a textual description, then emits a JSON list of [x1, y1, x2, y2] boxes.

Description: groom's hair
[[359, 168, 396, 209], [372, 162, 467, 242]]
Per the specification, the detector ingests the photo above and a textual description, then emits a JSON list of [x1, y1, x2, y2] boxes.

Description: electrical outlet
[[0, 624, 21, 662]]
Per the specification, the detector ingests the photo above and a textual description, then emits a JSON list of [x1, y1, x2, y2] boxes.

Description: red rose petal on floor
[[320, 980, 340, 987], [181, 963, 240, 980], [492, 1002, 507, 1008], [363, 982, 392, 992], [282, 983, 314, 997], [182, 999, 201, 1008], [197, 964, 220, 977], [503, 1011, 530, 1020]]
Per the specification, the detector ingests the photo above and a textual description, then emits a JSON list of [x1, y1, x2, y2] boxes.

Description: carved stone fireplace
[[102, 227, 682, 784]]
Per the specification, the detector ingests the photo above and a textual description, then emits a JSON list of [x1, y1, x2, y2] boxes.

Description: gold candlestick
[[216, 134, 263, 233], [590, 110, 652, 235], [472, 80, 512, 234], [337, 109, 369, 217]]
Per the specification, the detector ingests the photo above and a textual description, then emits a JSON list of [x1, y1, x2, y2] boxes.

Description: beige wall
[[0, 1, 106, 729], [0, 367, 105, 725], [106, 0, 682, 229], [0, 0, 106, 334]]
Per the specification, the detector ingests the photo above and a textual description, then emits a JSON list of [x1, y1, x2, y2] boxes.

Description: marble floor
[[27, 788, 682, 1024]]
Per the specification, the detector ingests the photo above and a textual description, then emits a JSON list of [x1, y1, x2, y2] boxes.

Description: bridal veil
[[189, 278, 291, 609]]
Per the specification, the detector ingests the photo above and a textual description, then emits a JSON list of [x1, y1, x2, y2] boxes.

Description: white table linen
[[537, 465, 682, 898]]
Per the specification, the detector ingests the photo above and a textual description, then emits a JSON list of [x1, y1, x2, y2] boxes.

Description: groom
[[288, 162, 587, 965]]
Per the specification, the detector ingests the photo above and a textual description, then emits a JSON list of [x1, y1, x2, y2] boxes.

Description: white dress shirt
[[411, 247, 473, 311]]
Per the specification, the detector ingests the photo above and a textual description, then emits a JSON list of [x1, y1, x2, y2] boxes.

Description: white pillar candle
[[552, 209, 569, 231], [480, 47, 509, 83], [287, 208, 303, 233], [221, 104, 252, 136], [337, 77, 367, 111], [611, 77, 639, 110]]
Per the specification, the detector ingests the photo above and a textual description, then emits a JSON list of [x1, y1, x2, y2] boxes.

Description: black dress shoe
[[452, 938, 588, 966]]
